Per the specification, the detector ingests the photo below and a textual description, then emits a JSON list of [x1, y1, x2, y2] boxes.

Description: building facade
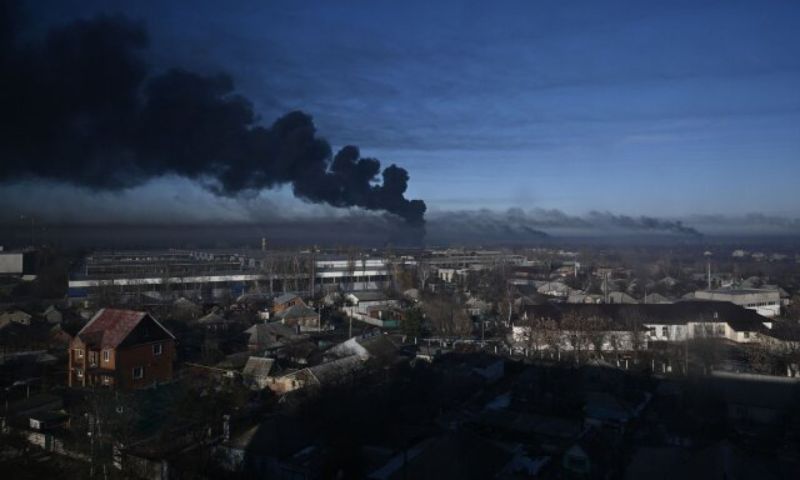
[[68, 309, 176, 390], [694, 288, 781, 317]]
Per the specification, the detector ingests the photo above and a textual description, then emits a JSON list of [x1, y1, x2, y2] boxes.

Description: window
[[75, 368, 83, 378], [152, 343, 163, 356], [743, 331, 750, 339], [132, 366, 144, 380], [75, 348, 84, 358], [661, 326, 668, 338], [102, 376, 112, 385], [103, 350, 110, 362]]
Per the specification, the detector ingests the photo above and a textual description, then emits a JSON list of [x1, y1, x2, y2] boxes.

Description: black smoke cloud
[[0, 3, 426, 224], [584, 211, 701, 236], [427, 208, 702, 241]]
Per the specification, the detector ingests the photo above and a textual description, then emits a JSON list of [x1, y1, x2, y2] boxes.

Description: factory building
[[693, 288, 782, 317], [67, 249, 396, 303]]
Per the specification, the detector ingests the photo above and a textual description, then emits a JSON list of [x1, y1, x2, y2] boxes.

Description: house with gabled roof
[[274, 303, 321, 331], [272, 293, 305, 314], [68, 308, 175, 390]]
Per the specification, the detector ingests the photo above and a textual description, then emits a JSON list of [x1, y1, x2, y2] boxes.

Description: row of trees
[[516, 312, 647, 363]]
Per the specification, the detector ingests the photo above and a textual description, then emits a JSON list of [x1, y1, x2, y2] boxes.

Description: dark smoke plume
[[428, 208, 703, 239], [585, 211, 701, 237], [0, 3, 426, 224]]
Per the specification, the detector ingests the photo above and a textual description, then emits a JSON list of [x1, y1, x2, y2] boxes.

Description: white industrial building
[[693, 288, 781, 317]]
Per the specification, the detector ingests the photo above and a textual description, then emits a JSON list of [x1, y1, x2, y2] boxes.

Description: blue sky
[[27, 0, 800, 218]]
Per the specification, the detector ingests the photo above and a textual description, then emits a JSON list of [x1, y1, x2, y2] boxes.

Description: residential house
[[244, 322, 305, 351], [345, 291, 400, 314], [343, 291, 401, 328], [195, 311, 235, 331], [43, 305, 63, 325], [606, 291, 638, 304], [242, 356, 276, 390], [537, 281, 571, 297], [327, 333, 402, 365], [68, 308, 176, 390], [274, 303, 321, 332], [362, 305, 404, 328], [643, 293, 673, 304], [272, 293, 305, 314], [0, 309, 33, 326], [266, 355, 364, 394]]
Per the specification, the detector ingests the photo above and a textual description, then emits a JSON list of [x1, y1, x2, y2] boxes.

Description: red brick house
[[68, 309, 176, 390]]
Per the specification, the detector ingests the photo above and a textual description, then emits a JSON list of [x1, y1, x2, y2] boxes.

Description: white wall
[[0, 253, 23, 275]]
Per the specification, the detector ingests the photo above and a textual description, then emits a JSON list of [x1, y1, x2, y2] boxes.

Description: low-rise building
[[274, 303, 321, 332], [68, 308, 176, 390], [272, 293, 305, 314], [693, 288, 781, 317], [513, 302, 770, 351]]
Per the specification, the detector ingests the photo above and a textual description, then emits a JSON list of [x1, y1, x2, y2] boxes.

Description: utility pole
[[309, 247, 316, 297]]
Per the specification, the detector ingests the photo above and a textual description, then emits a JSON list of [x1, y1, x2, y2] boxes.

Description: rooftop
[[520, 301, 770, 330], [76, 308, 174, 349]]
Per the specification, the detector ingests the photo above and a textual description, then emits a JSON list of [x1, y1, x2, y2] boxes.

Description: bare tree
[[424, 294, 471, 338], [417, 259, 431, 291], [620, 310, 647, 363], [536, 317, 561, 361], [585, 316, 609, 359], [519, 315, 558, 358], [562, 311, 590, 364], [261, 255, 274, 293], [689, 315, 724, 374]]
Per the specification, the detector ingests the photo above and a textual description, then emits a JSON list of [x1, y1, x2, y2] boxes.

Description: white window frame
[[132, 366, 144, 380], [103, 350, 110, 363], [152, 343, 163, 356], [75, 348, 84, 358]]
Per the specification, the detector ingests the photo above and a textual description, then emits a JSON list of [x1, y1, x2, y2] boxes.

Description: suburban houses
[[2, 245, 800, 478]]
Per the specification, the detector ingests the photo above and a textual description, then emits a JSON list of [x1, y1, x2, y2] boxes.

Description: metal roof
[[77, 308, 174, 348]]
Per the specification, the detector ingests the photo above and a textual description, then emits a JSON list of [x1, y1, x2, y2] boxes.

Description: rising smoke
[[0, 3, 426, 224]]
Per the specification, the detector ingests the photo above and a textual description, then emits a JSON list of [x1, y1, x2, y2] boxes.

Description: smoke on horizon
[[427, 208, 702, 240], [0, 2, 426, 224]]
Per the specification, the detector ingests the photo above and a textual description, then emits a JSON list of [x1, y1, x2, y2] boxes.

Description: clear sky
[[19, 0, 800, 218]]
